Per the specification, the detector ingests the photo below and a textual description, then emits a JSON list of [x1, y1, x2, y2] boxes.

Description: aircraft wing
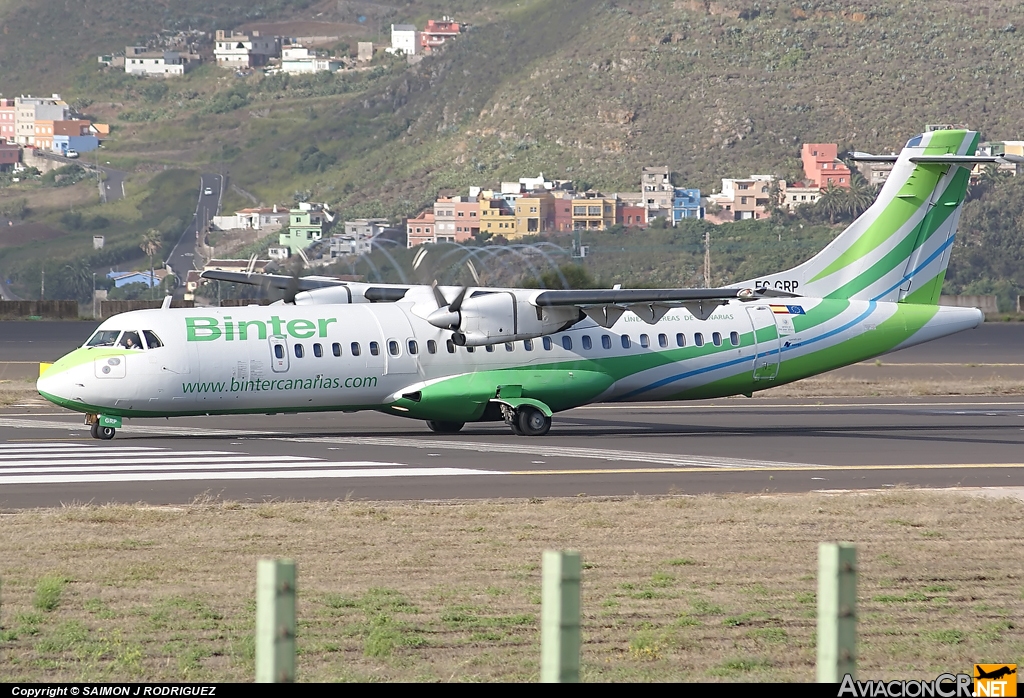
[[200, 270, 346, 291]]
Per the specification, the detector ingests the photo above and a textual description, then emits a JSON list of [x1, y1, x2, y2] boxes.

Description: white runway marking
[[0, 440, 499, 485], [284, 435, 820, 470], [0, 417, 279, 437]]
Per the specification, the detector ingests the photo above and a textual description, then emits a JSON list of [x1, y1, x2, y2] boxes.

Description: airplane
[[37, 129, 1011, 440]]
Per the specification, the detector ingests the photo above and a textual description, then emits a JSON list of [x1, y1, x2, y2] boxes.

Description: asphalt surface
[[2, 319, 1021, 364], [1, 396, 1023, 508], [165, 173, 223, 294], [3, 316, 1021, 509]]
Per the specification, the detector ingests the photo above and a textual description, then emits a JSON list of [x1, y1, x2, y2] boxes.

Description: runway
[[1, 396, 1022, 508]]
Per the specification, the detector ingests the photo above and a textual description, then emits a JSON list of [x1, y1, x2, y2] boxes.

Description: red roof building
[[420, 18, 462, 53], [802, 143, 851, 188]]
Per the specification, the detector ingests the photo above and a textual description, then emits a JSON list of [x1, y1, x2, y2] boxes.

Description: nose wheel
[[89, 423, 116, 440]]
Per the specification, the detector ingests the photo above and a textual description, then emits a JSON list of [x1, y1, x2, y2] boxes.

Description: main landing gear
[[502, 404, 551, 437]]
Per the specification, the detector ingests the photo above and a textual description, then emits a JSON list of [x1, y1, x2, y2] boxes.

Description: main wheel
[[426, 420, 465, 434], [516, 406, 551, 437], [89, 423, 100, 439], [97, 426, 115, 440]]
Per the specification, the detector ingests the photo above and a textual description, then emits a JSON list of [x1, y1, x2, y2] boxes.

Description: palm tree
[[140, 229, 162, 300], [818, 183, 847, 225], [846, 175, 876, 219]]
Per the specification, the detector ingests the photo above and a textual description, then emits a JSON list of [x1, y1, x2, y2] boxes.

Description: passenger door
[[745, 305, 780, 381]]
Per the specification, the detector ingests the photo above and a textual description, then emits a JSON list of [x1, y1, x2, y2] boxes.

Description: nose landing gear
[[86, 414, 119, 440]]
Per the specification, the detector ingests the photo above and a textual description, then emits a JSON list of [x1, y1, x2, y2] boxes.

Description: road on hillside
[[165, 173, 223, 295], [31, 150, 128, 203]]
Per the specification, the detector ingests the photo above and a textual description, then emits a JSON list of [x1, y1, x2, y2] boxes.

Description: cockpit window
[[119, 331, 143, 350], [86, 330, 120, 347], [143, 330, 163, 349]]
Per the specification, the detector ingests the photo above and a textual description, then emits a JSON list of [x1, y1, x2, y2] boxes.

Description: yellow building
[[571, 193, 616, 230], [479, 196, 516, 236], [514, 192, 555, 237]]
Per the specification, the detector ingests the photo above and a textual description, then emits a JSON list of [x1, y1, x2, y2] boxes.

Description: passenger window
[[370, 341, 380, 356], [582, 335, 592, 350], [388, 340, 400, 356], [712, 332, 722, 347], [676, 333, 685, 347], [408, 340, 418, 355], [524, 339, 534, 351], [658, 333, 668, 348], [730, 331, 740, 346], [274, 344, 284, 360], [505, 342, 514, 352], [332, 342, 342, 357], [447, 339, 456, 353], [143, 330, 163, 349], [119, 331, 143, 350], [621, 335, 631, 349], [543, 337, 552, 350], [640, 334, 650, 348], [351, 342, 361, 356], [295, 344, 304, 358], [694, 333, 704, 347], [427, 340, 437, 354], [562, 336, 572, 350], [86, 330, 120, 347], [486, 344, 495, 352], [602, 334, 611, 349], [313, 343, 323, 357]]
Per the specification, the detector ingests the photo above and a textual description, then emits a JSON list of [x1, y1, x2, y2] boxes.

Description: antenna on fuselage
[[161, 295, 173, 310]]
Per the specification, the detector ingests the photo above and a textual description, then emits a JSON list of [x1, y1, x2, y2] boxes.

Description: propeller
[[427, 280, 468, 331], [282, 249, 309, 304]]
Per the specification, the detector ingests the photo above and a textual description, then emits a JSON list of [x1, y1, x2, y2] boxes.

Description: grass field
[[0, 492, 1021, 682]]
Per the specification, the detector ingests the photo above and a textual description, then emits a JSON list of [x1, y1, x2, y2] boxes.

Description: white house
[[124, 49, 189, 77], [280, 46, 343, 74], [214, 30, 280, 68], [386, 24, 419, 56]]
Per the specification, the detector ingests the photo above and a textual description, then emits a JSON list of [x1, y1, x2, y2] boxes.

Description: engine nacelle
[[437, 292, 581, 346]]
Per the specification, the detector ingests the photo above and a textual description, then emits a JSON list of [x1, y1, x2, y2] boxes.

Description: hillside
[[2, 0, 1024, 305]]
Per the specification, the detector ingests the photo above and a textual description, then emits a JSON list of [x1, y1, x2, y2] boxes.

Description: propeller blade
[[449, 286, 468, 313], [430, 280, 448, 309]]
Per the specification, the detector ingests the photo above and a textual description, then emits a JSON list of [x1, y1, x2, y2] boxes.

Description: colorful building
[[571, 193, 616, 230], [616, 202, 647, 228], [672, 188, 702, 223], [801, 143, 851, 188], [479, 196, 516, 237], [406, 211, 436, 248], [421, 18, 461, 53], [514, 191, 555, 237], [0, 99, 15, 142], [279, 203, 330, 255], [707, 176, 774, 222], [433, 196, 477, 243], [551, 195, 574, 233]]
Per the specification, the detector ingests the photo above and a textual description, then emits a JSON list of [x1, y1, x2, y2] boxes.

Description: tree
[[845, 175, 876, 219], [818, 183, 847, 225], [140, 229, 163, 300]]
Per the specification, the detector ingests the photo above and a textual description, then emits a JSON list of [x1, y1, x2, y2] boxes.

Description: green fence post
[[541, 550, 581, 683], [817, 542, 856, 683], [256, 558, 296, 683]]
